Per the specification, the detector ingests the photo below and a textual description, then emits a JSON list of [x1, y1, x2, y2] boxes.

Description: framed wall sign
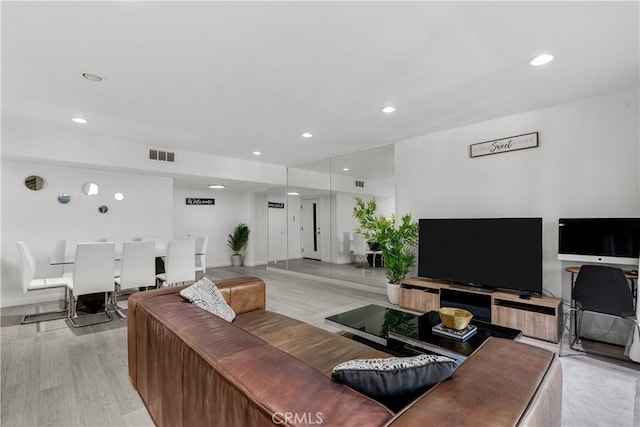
[[268, 201, 285, 209], [470, 132, 538, 158], [186, 198, 215, 205]]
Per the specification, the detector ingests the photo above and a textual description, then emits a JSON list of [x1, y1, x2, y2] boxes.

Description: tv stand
[[449, 282, 495, 294], [400, 277, 562, 343]]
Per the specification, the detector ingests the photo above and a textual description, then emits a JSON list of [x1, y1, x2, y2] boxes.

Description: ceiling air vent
[[355, 180, 365, 188], [149, 149, 175, 163]]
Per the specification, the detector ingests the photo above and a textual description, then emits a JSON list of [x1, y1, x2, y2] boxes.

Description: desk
[[565, 266, 638, 281]]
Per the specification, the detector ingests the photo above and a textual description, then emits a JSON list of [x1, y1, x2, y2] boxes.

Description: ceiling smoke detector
[[82, 72, 104, 82]]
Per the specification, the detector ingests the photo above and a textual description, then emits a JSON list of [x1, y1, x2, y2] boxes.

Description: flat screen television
[[558, 218, 640, 265], [418, 218, 543, 294]]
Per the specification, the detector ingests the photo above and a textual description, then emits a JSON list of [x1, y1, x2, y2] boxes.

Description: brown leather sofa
[[128, 276, 562, 427]]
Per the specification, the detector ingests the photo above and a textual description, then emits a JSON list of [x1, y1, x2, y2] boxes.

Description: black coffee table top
[[325, 304, 521, 360]]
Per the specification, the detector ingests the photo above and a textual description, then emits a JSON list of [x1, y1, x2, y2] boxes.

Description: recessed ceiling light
[[302, 132, 313, 138], [252, 151, 262, 156], [208, 184, 226, 189], [381, 106, 396, 113], [530, 54, 554, 66], [343, 168, 350, 171], [71, 117, 87, 124], [287, 192, 300, 196], [82, 72, 104, 82], [113, 192, 124, 201]]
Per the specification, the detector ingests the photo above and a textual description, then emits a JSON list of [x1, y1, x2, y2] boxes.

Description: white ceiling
[[2, 1, 639, 173]]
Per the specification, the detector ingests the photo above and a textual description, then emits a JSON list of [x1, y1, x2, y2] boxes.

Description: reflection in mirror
[[98, 205, 109, 214], [279, 158, 332, 277], [267, 186, 287, 270], [82, 182, 99, 196], [329, 144, 395, 290], [57, 193, 71, 204], [25, 175, 46, 191], [267, 144, 395, 292]]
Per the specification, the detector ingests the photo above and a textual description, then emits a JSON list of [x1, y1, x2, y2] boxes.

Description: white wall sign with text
[[186, 198, 215, 205], [470, 132, 539, 158]]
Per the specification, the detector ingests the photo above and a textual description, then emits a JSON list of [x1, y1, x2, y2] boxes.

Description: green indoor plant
[[227, 223, 250, 266], [353, 197, 419, 303]]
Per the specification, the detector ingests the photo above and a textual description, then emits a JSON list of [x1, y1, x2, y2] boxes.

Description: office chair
[[560, 265, 638, 356]]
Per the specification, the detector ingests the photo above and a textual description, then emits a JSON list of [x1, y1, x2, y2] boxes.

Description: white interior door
[[301, 198, 321, 260]]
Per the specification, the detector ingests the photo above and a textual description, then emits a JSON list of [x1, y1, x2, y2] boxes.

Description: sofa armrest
[[128, 276, 266, 386], [387, 337, 562, 427]]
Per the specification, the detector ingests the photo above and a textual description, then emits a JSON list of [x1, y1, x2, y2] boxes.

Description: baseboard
[[1, 290, 66, 308]]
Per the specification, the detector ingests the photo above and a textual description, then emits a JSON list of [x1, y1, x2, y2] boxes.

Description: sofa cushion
[[332, 354, 457, 411], [232, 309, 391, 375], [180, 277, 236, 322]]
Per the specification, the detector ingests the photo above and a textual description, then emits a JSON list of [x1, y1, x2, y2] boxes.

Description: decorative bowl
[[438, 307, 473, 330]]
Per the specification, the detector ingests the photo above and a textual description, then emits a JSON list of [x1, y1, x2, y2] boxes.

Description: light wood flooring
[[267, 258, 389, 291], [1, 266, 639, 426]]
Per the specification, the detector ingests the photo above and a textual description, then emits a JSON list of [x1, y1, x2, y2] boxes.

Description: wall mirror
[[266, 144, 395, 291], [57, 193, 71, 204], [82, 182, 99, 196], [25, 175, 46, 191]]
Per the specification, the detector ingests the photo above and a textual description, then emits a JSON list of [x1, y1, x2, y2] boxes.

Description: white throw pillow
[[180, 277, 236, 322]]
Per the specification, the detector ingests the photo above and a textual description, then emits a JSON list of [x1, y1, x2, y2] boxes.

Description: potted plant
[[353, 197, 419, 304], [227, 223, 250, 266]]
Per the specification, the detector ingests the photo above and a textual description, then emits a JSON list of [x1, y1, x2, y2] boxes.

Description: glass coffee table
[[325, 304, 522, 361]]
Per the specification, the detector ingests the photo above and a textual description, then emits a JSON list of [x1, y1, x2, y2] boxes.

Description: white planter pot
[[230, 254, 243, 267], [387, 282, 400, 305]]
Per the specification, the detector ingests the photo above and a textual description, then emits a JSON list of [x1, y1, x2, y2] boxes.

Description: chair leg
[[113, 285, 128, 319], [21, 287, 70, 324], [569, 309, 584, 351], [67, 292, 113, 328], [21, 308, 68, 324]]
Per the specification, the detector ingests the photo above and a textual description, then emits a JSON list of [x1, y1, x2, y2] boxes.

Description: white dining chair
[[113, 241, 155, 318], [156, 239, 195, 287], [352, 233, 373, 268], [195, 236, 209, 278], [16, 241, 71, 324], [63, 238, 99, 276], [105, 237, 135, 277], [138, 236, 166, 257], [67, 242, 115, 327]]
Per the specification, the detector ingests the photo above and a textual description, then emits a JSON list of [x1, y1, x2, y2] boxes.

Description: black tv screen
[[558, 218, 640, 265], [418, 218, 543, 293]]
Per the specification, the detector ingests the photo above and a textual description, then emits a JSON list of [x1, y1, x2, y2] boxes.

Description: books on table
[[432, 323, 478, 341]]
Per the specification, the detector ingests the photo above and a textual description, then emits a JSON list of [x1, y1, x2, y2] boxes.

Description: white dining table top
[[49, 244, 202, 265]]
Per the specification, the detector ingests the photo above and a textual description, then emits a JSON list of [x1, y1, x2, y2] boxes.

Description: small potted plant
[[353, 197, 419, 304], [227, 223, 250, 267]]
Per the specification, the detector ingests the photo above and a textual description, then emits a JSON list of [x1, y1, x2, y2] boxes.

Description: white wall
[[396, 88, 639, 302], [173, 188, 268, 268], [1, 160, 173, 307], [3, 127, 286, 188]]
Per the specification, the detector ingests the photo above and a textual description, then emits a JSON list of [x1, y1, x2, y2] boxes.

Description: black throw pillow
[[331, 354, 457, 412]]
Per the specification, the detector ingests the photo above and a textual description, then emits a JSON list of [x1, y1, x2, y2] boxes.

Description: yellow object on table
[[438, 307, 473, 330]]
